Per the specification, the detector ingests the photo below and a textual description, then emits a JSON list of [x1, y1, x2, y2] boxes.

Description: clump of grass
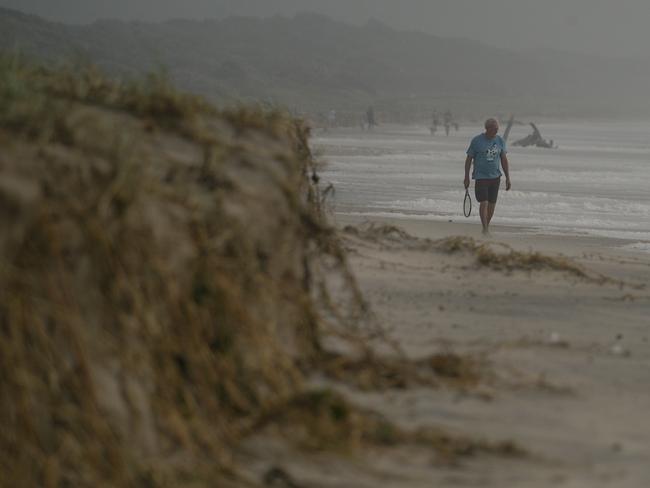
[[437, 236, 569, 271], [437, 236, 600, 280], [435, 235, 476, 254], [0, 54, 217, 145], [476, 246, 591, 278], [345, 224, 601, 281], [343, 222, 422, 246], [426, 352, 481, 386], [319, 349, 483, 391], [412, 427, 526, 465]]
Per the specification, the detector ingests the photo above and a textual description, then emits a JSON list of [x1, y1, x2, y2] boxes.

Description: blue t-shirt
[[466, 134, 507, 180]]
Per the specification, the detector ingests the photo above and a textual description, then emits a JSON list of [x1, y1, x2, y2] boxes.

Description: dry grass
[[258, 389, 525, 464], [343, 222, 419, 244], [0, 55, 365, 487], [436, 236, 603, 281], [0, 58, 526, 487], [320, 350, 483, 391], [345, 224, 606, 282]]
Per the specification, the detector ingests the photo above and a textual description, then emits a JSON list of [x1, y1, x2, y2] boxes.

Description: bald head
[[484, 118, 498, 130], [484, 118, 499, 138]]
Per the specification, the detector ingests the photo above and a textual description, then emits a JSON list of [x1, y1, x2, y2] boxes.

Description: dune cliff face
[[0, 58, 357, 486]]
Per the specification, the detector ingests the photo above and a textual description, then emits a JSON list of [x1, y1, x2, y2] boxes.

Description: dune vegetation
[[0, 57, 527, 487]]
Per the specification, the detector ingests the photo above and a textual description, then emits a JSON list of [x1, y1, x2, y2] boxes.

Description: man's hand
[[464, 176, 470, 189], [506, 178, 512, 191]]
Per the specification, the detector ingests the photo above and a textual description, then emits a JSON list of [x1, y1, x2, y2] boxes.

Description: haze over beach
[[1, 1, 649, 487]]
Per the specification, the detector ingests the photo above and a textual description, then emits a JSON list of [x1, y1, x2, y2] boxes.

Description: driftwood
[[502, 115, 515, 142], [512, 122, 555, 148]]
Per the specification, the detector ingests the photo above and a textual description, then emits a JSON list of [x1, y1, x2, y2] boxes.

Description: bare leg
[[479, 202, 489, 234], [487, 202, 497, 226]]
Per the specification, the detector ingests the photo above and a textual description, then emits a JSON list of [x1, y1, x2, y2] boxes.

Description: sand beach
[[236, 123, 650, 486], [239, 213, 650, 487]]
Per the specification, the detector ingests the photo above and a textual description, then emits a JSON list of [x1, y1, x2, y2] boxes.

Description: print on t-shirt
[[486, 143, 499, 162]]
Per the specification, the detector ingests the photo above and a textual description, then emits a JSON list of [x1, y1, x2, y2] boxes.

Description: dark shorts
[[474, 178, 501, 203]]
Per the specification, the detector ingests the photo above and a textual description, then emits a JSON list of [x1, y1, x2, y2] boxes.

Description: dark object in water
[[513, 122, 555, 148], [502, 115, 515, 142]]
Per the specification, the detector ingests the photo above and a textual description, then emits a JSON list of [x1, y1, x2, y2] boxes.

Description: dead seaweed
[[436, 236, 610, 282], [318, 350, 483, 391], [343, 222, 424, 248], [344, 223, 612, 283], [257, 389, 526, 464]]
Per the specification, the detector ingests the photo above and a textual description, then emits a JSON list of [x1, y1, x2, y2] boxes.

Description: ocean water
[[315, 121, 650, 251]]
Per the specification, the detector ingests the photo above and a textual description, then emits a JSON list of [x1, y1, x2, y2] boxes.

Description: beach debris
[[534, 373, 574, 395], [502, 114, 516, 142], [545, 332, 570, 348], [263, 466, 302, 488], [428, 352, 481, 384], [512, 122, 555, 148], [610, 343, 630, 357], [319, 349, 483, 391], [344, 222, 413, 240], [345, 225, 633, 289], [343, 222, 425, 249], [260, 389, 526, 463], [610, 333, 630, 356], [437, 237, 595, 278], [501, 115, 529, 142]]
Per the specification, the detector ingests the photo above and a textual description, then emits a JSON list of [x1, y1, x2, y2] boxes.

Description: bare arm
[[501, 152, 511, 190], [464, 155, 473, 189]]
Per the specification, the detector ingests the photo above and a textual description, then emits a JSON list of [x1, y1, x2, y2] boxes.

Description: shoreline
[[316, 121, 650, 262]]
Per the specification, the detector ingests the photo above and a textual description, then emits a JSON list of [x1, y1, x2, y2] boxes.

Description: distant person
[[444, 109, 453, 136], [464, 118, 512, 236], [327, 109, 337, 131], [430, 110, 439, 135], [366, 106, 377, 130], [360, 113, 367, 130]]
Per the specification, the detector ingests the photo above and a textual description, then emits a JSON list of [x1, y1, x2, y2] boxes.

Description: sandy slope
[[242, 216, 650, 487]]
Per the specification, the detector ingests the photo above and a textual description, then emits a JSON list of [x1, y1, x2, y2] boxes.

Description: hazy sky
[[2, 0, 648, 58]]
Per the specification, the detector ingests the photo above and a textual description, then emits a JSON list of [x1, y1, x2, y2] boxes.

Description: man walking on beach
[[464, 118, 511, 235]]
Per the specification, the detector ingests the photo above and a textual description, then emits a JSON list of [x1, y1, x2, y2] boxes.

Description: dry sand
[[242, 215, 650, 487]]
